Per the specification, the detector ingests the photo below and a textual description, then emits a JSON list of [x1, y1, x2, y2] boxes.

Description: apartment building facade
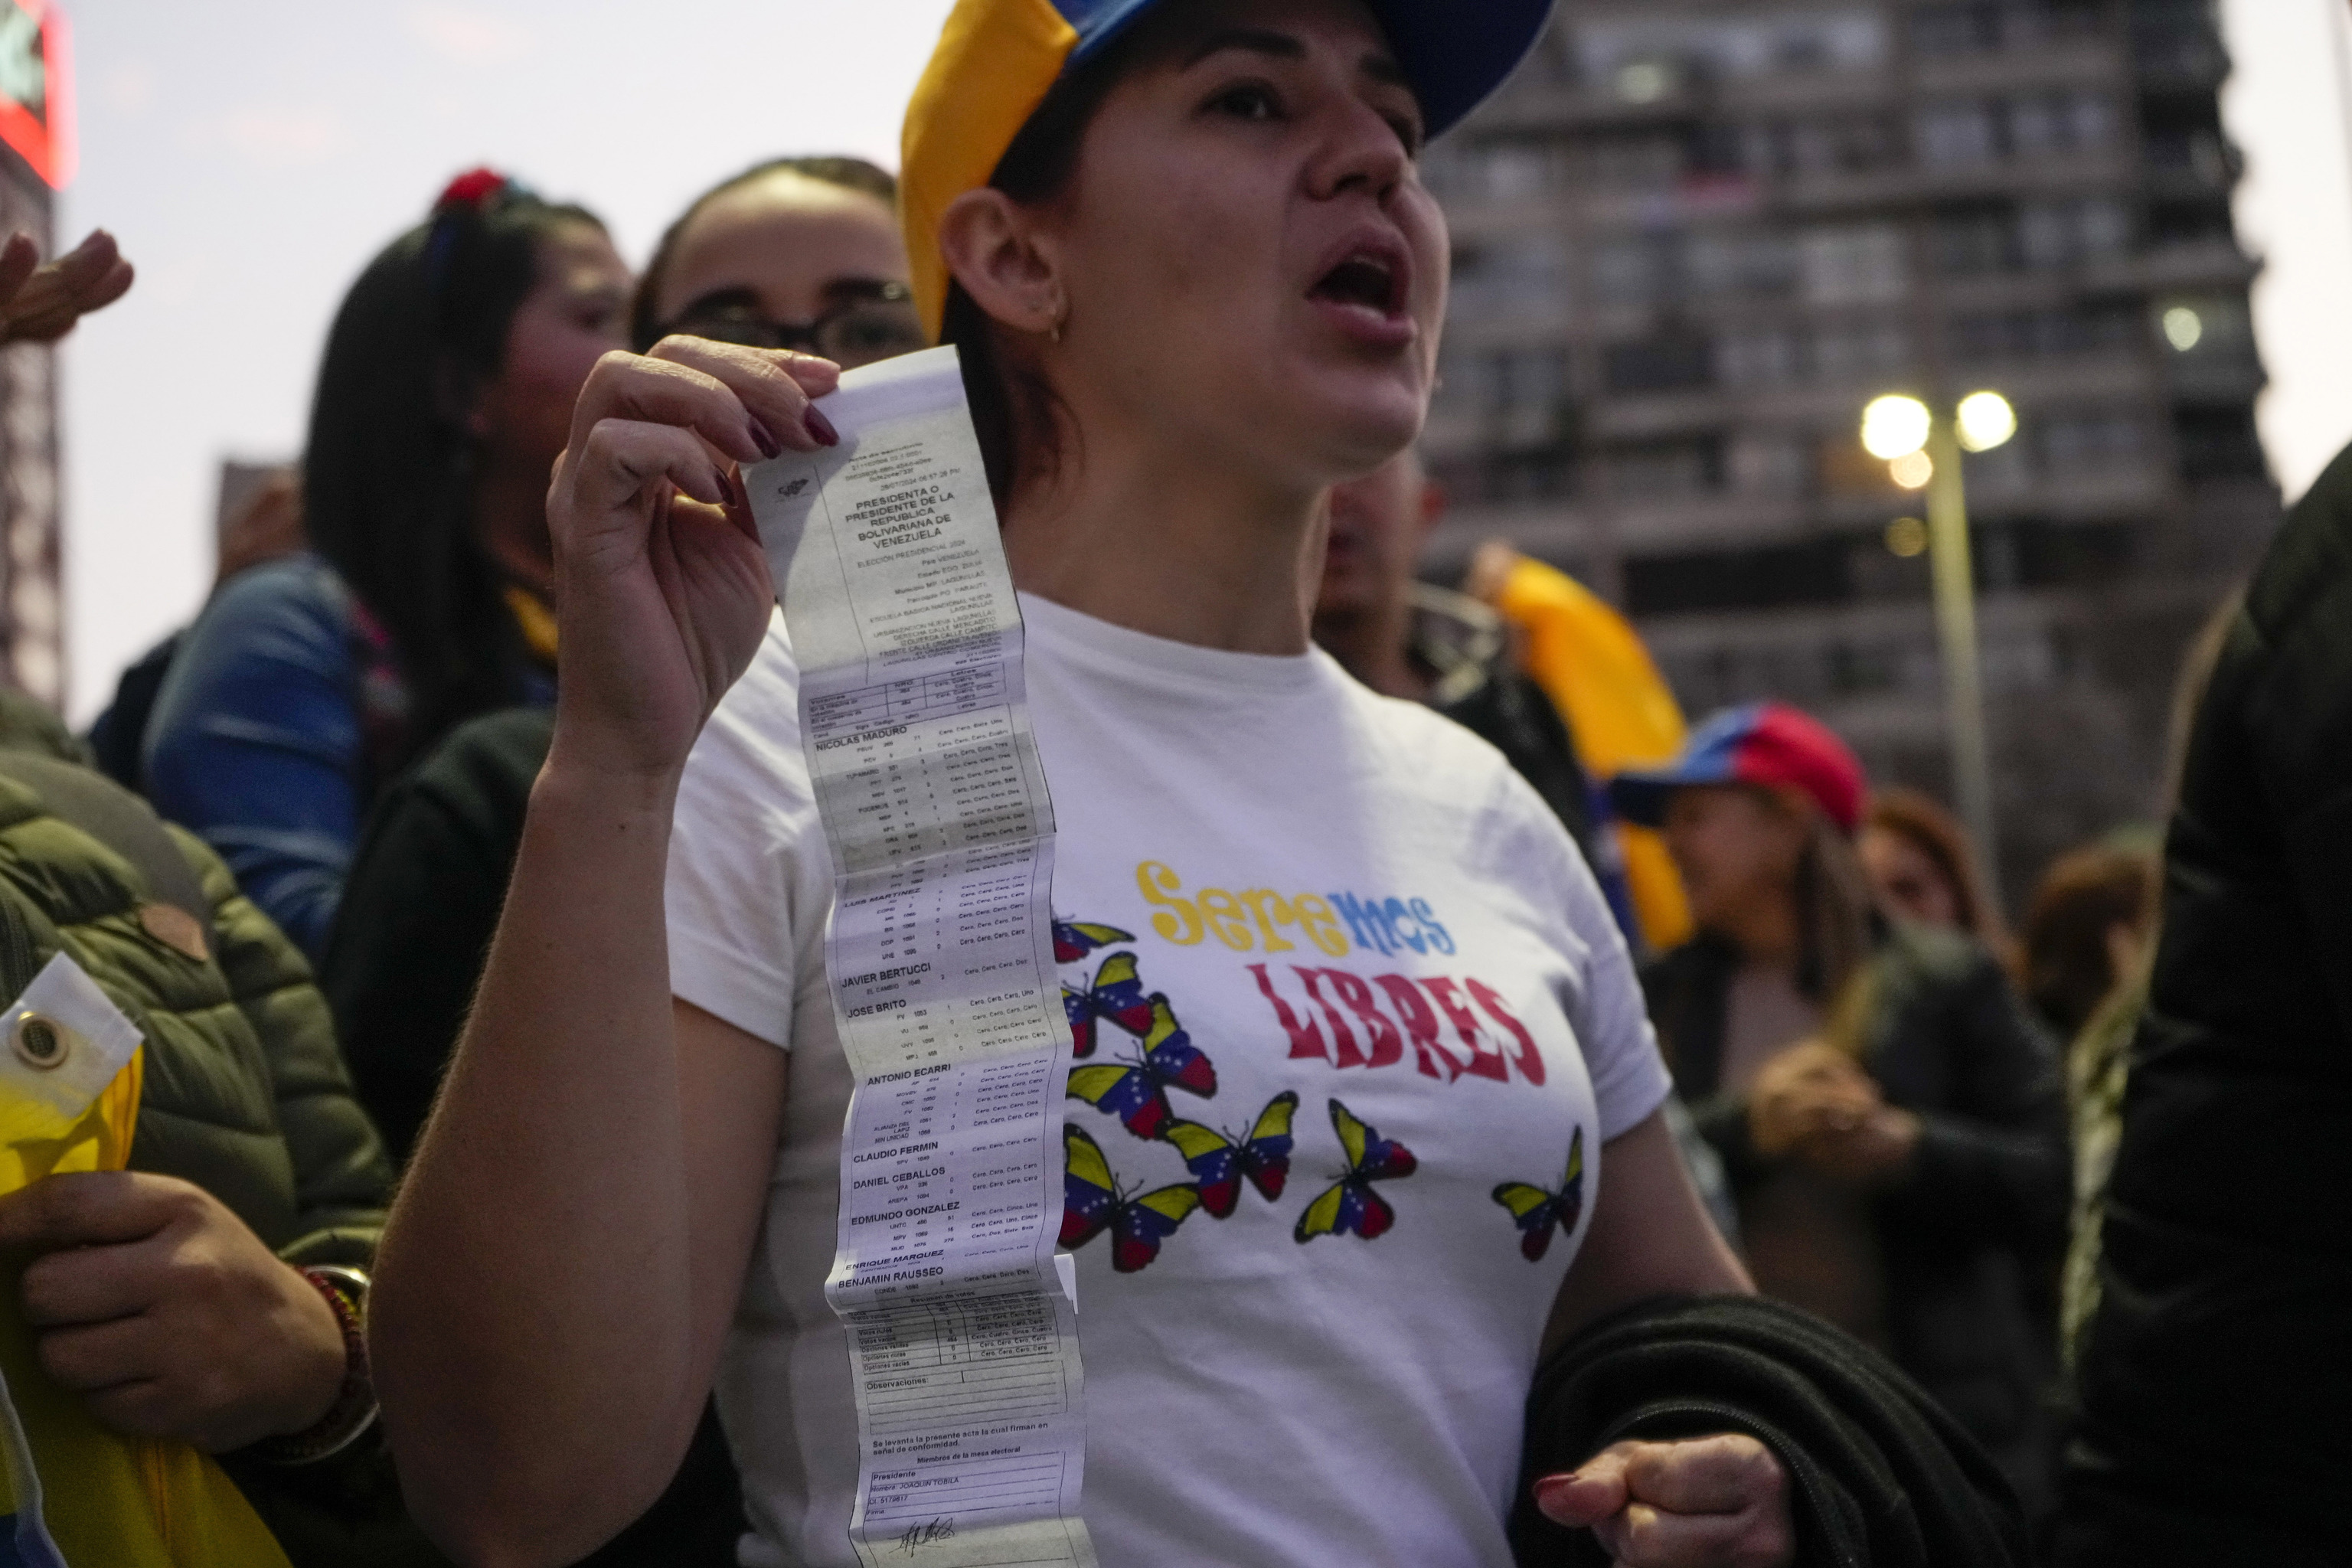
[[0, 0, 70, 709], [1423, 0, 2272, 900]]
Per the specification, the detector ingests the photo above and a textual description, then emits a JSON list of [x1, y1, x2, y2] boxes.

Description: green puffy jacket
[[0, 723, 443, 1565]]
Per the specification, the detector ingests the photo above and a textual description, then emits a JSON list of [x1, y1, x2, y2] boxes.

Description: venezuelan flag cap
[[901, 0, 1558, 339], [1608, 703, 1869, 835]]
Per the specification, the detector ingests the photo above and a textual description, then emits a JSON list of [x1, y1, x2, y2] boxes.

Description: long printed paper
[[746, 346, 1097, 1568]]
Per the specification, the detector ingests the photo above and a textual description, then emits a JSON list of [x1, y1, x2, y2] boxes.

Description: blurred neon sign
[[0, 0, 69, 189]]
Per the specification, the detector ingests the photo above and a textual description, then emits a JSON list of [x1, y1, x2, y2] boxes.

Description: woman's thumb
[[1532, 1459, 1630, 1528]]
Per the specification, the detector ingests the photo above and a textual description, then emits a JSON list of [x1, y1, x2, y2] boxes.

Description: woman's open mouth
[[1308, 233, 1416, 348]]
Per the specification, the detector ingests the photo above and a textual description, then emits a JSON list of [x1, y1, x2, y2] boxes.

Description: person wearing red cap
[[1612, 703, 2069, 1511]]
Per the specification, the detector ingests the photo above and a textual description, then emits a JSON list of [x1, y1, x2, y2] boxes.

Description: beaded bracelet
[[251, 1266, 377, 1466]]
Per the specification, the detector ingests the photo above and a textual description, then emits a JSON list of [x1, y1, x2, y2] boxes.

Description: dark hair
[[2020, 843, 2158, 1039], [1864, 786, 2007, 949], [1794, 812, 1876, 1004], [303, 176, 603, 769], [939, 30, 1145, 510], [631, 156, 898, 351]]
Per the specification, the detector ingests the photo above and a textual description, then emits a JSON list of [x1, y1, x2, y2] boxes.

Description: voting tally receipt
[[744, 346, 1099, 1568]]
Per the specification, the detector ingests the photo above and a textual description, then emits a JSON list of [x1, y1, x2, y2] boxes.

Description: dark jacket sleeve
[[322, 783, 495, 1168], [1873, 941, 2070, 1253], [172, 823, 390, 1265], [322, 708, 551, 1167]]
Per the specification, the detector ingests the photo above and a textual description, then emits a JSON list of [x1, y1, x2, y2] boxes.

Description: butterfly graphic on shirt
[[1293, 1098, 1418, 1244], [1162, 1091, 1301, 1219], [1066, 994, 1217, 1140], [1053, 918, 1135, 965], [1061, 1123, 1202, 1272], [1060, 952, 1155, 1060], [1492, 1126, 1586, 1263]]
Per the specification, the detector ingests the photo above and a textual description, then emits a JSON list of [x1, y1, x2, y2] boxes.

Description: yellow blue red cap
[[901, 0, 1557, 338], [1609, 703, 1870, 834]]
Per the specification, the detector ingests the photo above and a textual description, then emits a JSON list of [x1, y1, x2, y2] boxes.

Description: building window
[[1916, 91, 2114, 166], [1604, 335, 1715, 394], [1718, 321, 1911, 389], [1799, 224, 1907, 304], [1917, 100, 1998, 165], [1432, 451, 1577, 506], [1719, 328, 1802, 389], [1736, 113, 1904, 181], [1684, 229, 1802, 300], [1949, 303, 2138, 362], [1811, 322, 1911, 385], [1573, 13, 1889, 90], [1449, 234, 1572, 319], [1434, 343, 1571, 420], [2037, 407, 2148, 473], [1609, 436, 1725, 500], [1727, 433, 1811, 497], [2024, 197, 2132, 267], [1911, 2, 2107, 57], [1577, 130, 1684, 193], [1624, 537, 1854, 616], [1932, 206, 2014, 275], [1592, 236, 1677, 308], [1936, 198, 2132, 275], [1425, 139, 1564, 203]]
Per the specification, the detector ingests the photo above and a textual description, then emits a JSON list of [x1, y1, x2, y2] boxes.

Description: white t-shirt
[[666, 593, 1672, 1568]]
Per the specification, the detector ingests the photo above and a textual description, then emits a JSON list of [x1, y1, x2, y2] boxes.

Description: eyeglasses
[[661, 282, 927, 368]]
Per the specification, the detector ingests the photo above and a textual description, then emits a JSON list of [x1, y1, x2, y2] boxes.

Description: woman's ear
[[939, 188, 1063, 337]]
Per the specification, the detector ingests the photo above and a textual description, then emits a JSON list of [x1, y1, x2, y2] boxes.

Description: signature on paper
[[896, 1517, 956, 1554]]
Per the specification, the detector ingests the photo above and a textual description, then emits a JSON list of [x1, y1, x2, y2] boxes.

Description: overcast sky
[[49, 0, 2352, 720]]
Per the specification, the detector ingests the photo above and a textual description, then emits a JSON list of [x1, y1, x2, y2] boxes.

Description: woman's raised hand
[[544, 338, 841, 785], [1534, 1435, 1794, 1568]]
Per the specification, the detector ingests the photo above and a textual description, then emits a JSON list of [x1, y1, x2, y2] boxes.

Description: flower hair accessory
[[435, 166, 510, 214], [423, 165, 537, 296]]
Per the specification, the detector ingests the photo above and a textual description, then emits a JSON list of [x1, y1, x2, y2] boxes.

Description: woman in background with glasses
[[319, 154, 918, 1568], [140, 171, 632, 959], [631, 155, 925, 364]]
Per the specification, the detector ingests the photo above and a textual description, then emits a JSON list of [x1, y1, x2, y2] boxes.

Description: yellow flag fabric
[[0, 1046, 295, 1568], [1488, 556, 1695, 953]]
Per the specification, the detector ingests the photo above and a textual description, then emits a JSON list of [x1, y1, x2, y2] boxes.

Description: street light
[[1860, 390, 2016, 899], [1861, 394, 1932, 461], [1955, 390, 2017, 453]]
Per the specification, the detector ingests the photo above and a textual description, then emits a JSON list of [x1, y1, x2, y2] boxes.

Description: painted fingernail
[[747, 416, 784, 460], [805, 405, 841, 447]]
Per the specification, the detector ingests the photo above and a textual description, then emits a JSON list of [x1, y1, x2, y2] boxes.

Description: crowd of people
[[0, 0, 2333, 1564]]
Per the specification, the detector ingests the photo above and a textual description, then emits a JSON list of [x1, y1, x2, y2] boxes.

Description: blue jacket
[[142, 554, 552, 959]]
